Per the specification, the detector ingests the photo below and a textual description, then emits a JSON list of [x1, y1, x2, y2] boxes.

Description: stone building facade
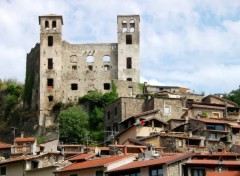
[[25, 14, 141, 128]]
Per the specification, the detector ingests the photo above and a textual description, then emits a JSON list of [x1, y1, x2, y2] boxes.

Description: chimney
[[21, 132, 24, 138]]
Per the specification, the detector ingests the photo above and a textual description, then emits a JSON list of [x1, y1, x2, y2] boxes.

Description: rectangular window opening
[[47, 78, 54, 88], [104, 83, 111, 90], [126, 35, 132, 44], [71, 83, 78, 90], [88, 65, 93, 71], [48, 36, 53, 46], [72, 65, 77, 70], [127, 57, 132, 69], [96, 170, 103, 176], [48, 96, 53, 102], [127, 78, 132, 81], [0, 167, 6, 175], [48, 58, 53, 69]]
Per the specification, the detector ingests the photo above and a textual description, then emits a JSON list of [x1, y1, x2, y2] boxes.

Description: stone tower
[[38, 14, 63, 127], [117, 15, 140, 82]]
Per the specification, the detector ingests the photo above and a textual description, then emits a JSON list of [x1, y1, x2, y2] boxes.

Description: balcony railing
[[11, 145, 33, 154]]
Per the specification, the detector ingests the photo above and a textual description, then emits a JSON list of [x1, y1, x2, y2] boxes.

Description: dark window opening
[[127, 57, 132, 69], [52, 20, 57, 29], [88, 65, 93, 71], [126, 35, 132, 44], [48, 58, 53, 69], [191, 169, 205, 176], [206, 124, 225, 131], [0, 167, 6, 175], [150, 166, 163, 176], [72, 65, 77, 70], [47, 78, 54, 88], [96, 170, 103, 176], [45, 20, 49, 29], [48, 36, 53, 46], [31, 161, 39, 169], [188, 139, 200, 146], [48, 96, 53, 102], [104, 83, 110, 90], [127, 78, 132, 81], [71, 84, 78, 90]]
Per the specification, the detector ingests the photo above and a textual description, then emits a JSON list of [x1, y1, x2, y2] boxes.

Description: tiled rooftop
[[0, 142, 11, 149], [186, 159, 240, 165], [15, 137, 35, 142], [107, 153, 193, 173], [206, 171, 240, 176], [58, 154, 135, 172], [69, 153, 97, 162]]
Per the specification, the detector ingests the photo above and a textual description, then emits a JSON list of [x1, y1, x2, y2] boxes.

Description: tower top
[[39, 14, 63, 25]]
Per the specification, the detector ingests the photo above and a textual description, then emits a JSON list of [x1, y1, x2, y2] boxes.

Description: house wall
[[190, 108, 224, 118], [104, 97, 145, 141], [203, 96, 235, 107], [151, 97, 185, 122], [2, 161, 25, 176], [26, 166, 57, 176], [118, 126, 137, 144], [142, 136, 160, 147], [57, 166, 105, 176]]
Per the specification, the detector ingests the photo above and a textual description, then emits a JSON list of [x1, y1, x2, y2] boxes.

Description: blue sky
[[1, 0, 240, 94]]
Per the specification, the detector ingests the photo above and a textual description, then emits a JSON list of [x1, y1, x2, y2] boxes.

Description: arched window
[[103, 55, 110, 62], [122, 19, 127, 32], [86, 56, 94, 63], [45, 20, 49, 29], [48, 36, 53, 46], [130, 19, 135, 32], [52, 20, 57, 29]]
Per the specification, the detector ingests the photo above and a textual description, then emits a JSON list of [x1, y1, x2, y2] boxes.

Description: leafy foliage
[[58, 106, 89, 143], [224, 88, 240, 106], [78, 81, 118, 144]]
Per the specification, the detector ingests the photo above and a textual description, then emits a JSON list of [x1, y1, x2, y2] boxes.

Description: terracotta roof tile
[[15, 137, 35, 142], [69, 153, 97, 161], [107, 153, 193, 173], [186, 159, 240, 165], [0, 142, 11, 149], [58, 154, 135, 172], [206, 171, 240, 176], [0, 156, 30, 165]]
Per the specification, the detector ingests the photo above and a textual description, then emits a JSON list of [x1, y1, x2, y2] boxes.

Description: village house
[[55, 154, 136, 176], [0, 142, 11, 159], [11, 134, 37, 156], [0, 152, 67, 176], [106, 153, 193, 176]]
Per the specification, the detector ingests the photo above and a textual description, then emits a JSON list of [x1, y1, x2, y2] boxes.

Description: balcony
[[11, 145, 33, 154]]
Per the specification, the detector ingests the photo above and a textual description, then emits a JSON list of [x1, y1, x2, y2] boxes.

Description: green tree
[[3, 94, 18, 112], [224, 88, 240, 106], [58, 106, 89, 143]]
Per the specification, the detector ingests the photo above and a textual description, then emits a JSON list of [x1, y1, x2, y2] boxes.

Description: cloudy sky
[[1, 0, 240, 94]]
